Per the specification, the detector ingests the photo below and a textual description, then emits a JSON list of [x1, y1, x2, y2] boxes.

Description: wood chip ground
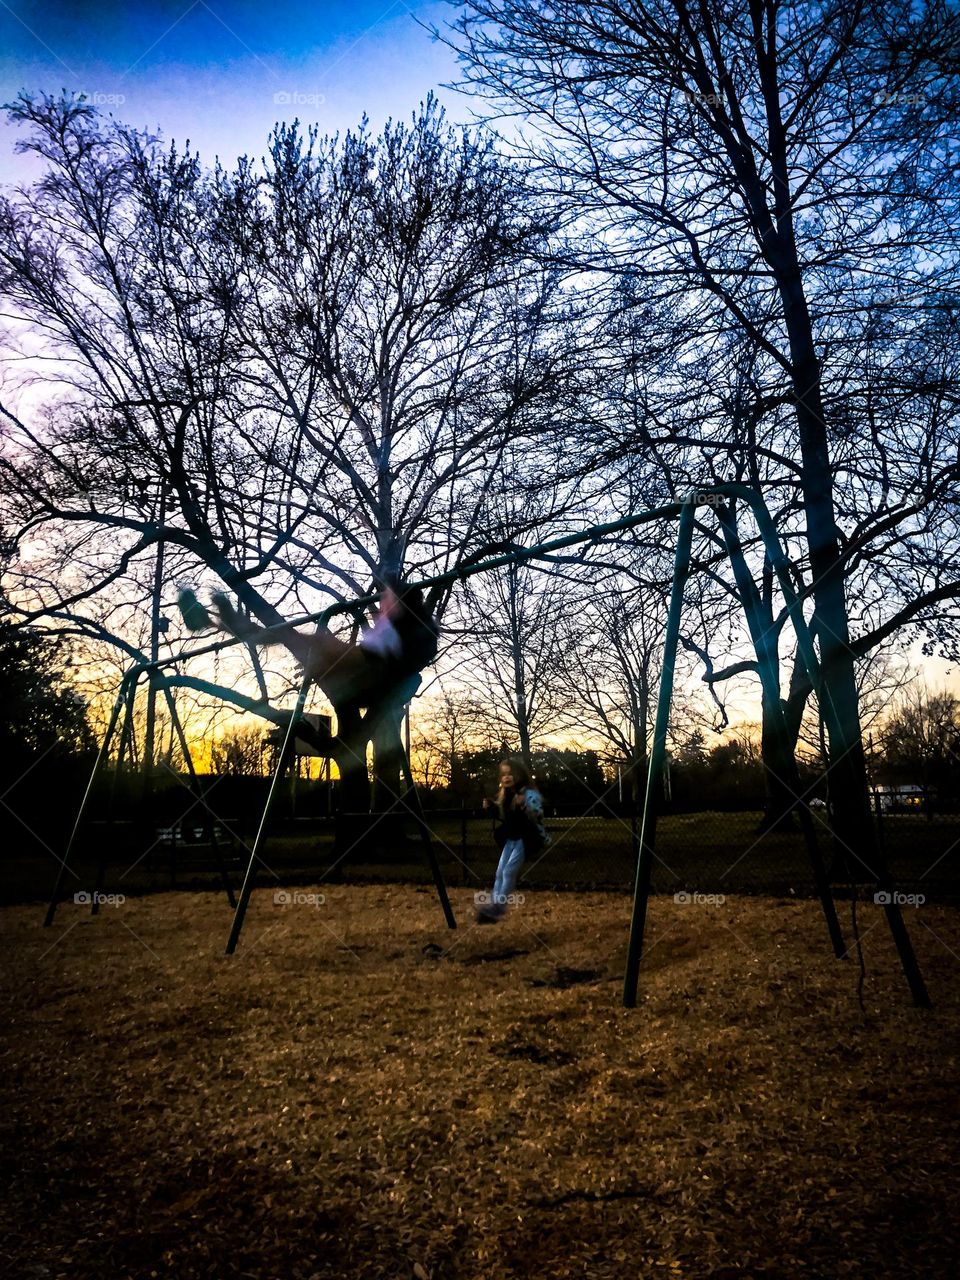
[[2, 887, 958, 1278]]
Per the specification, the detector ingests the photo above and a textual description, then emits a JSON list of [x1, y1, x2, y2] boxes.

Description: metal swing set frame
[[43, 483, 930, 1009]]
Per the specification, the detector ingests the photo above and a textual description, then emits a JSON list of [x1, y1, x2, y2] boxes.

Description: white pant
[[359, 615, 402, 659], [491, 839, 525, 914]]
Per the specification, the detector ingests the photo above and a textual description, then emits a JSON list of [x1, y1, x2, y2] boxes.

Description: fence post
[[460, 803, 468, 885]]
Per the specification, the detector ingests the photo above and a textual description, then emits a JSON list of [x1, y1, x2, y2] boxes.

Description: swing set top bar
[[125, 484, 805, 683]]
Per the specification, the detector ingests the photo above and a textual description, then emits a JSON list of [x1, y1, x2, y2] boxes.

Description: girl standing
[[478, 758, 545, 923]]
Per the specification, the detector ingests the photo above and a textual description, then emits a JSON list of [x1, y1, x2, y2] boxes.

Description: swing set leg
[[399, 740, 456, 930]]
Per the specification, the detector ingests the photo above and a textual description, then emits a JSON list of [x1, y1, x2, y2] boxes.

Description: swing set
[[43, 484, 931, 1009]]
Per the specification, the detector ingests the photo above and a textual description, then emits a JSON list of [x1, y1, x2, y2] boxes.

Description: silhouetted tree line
[[0, 619, 96, 851]]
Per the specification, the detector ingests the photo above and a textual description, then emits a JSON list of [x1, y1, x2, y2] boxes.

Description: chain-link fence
[[326, 802, 960, 901], [6, 757, 957, 907], [14, 797, 955, 907]]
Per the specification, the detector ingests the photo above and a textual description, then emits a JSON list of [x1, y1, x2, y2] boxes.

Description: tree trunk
[[334, 704, 371, 813], [758, 683, 800, 833], [778, 271, 874, 870], [371, 702, 404, 811], [626, 751, 648, 806], [717, 505, 801, 832], [746, 38, 876, 868]]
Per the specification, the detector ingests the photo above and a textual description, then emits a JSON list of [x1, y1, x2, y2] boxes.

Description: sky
[[0, 0, 954, 734], [0, 0, 464, 183]]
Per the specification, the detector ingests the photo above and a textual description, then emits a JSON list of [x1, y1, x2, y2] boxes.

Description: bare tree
[[554, 579, 668, 801], [448, 0, 960, 854], [0, 93, 591, 808], [209, 724, 267, 778], [875, 682, 960, 793], [455, 559, 571, 759], [796, 644, 914, 768], [409, 690, 491, 791]]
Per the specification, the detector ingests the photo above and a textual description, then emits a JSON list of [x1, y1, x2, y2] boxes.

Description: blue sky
[[2, 2, 952, 711], [0, 0, 462, 179]]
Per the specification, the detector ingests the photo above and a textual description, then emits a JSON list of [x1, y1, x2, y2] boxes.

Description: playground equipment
[[43, 484, 930, 1008]]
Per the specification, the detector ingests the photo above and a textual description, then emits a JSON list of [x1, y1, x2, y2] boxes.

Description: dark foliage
[[0, 618, 94, 766]]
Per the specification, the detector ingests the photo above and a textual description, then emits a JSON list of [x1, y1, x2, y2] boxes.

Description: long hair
[[502, 756, 532, 790]]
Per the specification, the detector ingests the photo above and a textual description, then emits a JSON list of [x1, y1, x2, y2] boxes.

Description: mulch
[[1, 885, 958, 1279]]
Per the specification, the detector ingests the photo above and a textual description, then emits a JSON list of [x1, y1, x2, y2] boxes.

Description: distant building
[[870, 784, 930, 812]]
